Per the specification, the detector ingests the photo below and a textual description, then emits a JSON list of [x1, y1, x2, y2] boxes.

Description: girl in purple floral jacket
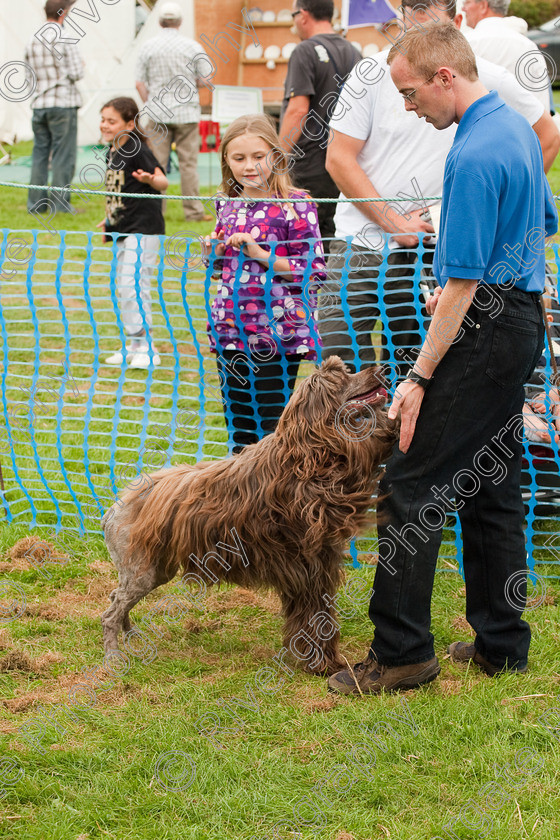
[[205, 114, 326, 453]]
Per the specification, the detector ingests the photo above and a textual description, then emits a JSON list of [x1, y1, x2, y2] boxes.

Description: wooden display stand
[[194, 0, 402, 113], [237, 6, 295, 107]]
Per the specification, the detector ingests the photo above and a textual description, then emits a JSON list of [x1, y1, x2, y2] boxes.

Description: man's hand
[[392, 208, 435, 249], [388, 380, 426, 453], [426, 285, 443, 315]]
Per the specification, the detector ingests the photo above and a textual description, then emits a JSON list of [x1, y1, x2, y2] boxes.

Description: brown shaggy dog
[[101, 356, 397, 674]]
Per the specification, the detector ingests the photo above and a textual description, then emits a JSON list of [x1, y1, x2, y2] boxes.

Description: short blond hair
[[387, 22, 478, 82]]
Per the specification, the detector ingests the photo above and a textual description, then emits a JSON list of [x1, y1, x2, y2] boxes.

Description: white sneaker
[[129, 350, 161, 368], [104, 349, 133, 365]]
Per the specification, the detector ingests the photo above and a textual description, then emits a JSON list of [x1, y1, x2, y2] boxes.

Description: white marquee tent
[[0, 0, 196, 146]]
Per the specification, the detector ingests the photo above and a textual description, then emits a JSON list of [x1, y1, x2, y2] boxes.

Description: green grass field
[[0, 146, 560, 840]]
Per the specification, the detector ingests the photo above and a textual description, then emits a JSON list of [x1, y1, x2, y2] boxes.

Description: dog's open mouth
[[346, 385, 388, 407]]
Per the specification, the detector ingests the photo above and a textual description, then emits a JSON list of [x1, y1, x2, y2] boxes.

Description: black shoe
[[328, 654, 440, 695], [447, 641, 527, 676]]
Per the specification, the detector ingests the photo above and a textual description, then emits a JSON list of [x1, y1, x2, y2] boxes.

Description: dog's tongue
[[349, 386, 388, 405]]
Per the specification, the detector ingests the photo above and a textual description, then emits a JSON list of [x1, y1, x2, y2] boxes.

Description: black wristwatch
[[405, 369, 432, 389]]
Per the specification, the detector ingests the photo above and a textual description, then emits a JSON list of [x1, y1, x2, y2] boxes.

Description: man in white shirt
[[319, 0, 559, 375], [463, 0, 551, 112], [136, 2, 212, 221]]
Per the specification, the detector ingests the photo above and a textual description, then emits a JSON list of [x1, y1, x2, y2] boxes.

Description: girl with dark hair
[[99, 97, 167, 368]]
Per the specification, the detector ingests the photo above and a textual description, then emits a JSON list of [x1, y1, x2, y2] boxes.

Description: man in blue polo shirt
[[329, 23, 558, 695]]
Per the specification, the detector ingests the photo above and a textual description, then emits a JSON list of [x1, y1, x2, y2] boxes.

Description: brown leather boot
[[328, 654, 440, 695], [447, 641, 528, 676]]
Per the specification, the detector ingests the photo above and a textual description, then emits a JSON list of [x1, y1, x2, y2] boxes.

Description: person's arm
[[135, 47, 149, 102], [325, 130, 434, 247], [388, 277, 478, 452], [193, 48, 213, 90], [136, 81, 149, 103], [532, 111, 560, 173], [132, 166, 168, 192], [226, 232, 293, 277], [279, 96, 311, 152]]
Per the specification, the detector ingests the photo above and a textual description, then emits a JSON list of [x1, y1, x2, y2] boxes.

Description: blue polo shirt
[[433, 90, 558, 292]]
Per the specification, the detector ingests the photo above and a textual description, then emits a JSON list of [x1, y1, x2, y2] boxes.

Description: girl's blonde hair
[[220, 114, 296, 199]]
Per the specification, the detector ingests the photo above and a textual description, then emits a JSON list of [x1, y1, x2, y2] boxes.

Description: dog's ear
[[275, 359, 349, 475], [278, 358, 345, 431]]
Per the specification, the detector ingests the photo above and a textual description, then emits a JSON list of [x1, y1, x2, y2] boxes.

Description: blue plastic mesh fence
[[1, 227, 559, 574]]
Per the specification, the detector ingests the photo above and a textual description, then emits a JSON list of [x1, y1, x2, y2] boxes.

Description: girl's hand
[[132, 169, 155, 185], [96, 218, 107, 244], [226, 232, 268, 262], [203, 229, 225, 258]]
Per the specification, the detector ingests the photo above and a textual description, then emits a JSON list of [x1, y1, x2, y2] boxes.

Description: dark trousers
[[28, 107, 78, 213], [292, 168, 340, 253], [370, 288, 545, 670], [217, 350, 301, 453]]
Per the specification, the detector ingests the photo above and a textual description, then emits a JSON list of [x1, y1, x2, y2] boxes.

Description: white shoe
[[129, 350, 161, 368], [104, 349, 133, 365]]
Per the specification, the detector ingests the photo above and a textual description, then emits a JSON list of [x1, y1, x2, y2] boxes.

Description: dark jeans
[[319, 239, 433, 377], [216, 350, 301, 453], [28, 107, 78, 213], [370, 287, 545, 670], [291, 168, 340, 253]]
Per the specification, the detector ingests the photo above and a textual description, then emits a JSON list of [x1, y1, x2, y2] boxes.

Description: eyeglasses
[[291, 9, 302, 18], [402, 71, 438, 104], [402, 71, 457, 104]]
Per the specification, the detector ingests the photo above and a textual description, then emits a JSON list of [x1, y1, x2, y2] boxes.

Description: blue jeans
[[28, 107, 78, 213], [370, 287, 545, 671]]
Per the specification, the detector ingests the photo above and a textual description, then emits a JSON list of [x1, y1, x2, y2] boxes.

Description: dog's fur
[[101, 356, 397, 674]]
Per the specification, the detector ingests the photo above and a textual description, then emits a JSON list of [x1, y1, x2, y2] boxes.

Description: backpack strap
[[307, 35, 345, 79]]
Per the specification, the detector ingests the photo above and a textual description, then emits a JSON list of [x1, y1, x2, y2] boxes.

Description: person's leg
[[145, 119, 172, 172], [318, 239, 381, 371], [106, 235, 155, 364], [458, 432, 531, 671], [49, 107, 78, 211], [216, 352, 300, 453], [251, 354, 301, 437], [28, 109, 51, 212], [145, 119, 172, 215], [173, 122, 205, 221], [216, 351, 257, 453], [369, 290, 544, 669], [128, 235, 160, 363]]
